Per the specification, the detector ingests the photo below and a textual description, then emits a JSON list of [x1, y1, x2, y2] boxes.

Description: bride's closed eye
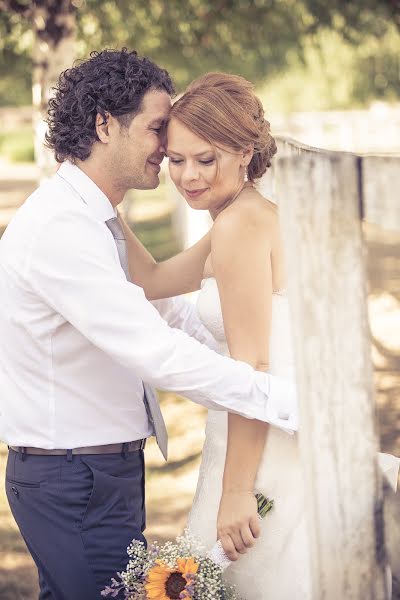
[[168, 158, 215, 165]]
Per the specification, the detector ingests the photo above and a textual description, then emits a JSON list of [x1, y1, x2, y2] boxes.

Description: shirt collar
[[57, 160, 116, 222]]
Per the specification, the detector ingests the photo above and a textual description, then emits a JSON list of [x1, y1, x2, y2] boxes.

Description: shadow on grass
[[0, 547, 38, 600], [0, 526, 29, 554], [364, 223, 400, 302], [0, 567, 38, 600], [146, 450, 201, 475], [364, 223, 400, 460], [0, 567, 39, 600], [373, 336, 400, 372]]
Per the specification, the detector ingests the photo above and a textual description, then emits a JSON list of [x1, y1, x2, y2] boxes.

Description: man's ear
[[241, 145, 254, 167], [95, 112, 111, 143]]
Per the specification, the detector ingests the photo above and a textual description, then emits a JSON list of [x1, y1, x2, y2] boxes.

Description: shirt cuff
[[254, 371, 299, 434]]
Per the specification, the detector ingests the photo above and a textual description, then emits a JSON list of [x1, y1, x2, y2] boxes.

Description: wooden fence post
[[361, 156, 400, 232], [275, 149, 389, 599]]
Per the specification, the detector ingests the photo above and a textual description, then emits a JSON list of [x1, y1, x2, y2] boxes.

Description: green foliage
[[0, 71, 31, 107], [352, 26, 400, 104], [77, 0, 307, 90], [0, 9, 33, 106], [301, 0, 400, 41], [125, 182, 183, 260], [0, 0, 399, 106], [0, 127, 34, 162], [135, 220, 181, 261], [259, 24, 400, 112]]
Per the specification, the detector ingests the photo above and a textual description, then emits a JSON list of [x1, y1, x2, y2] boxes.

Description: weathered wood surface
[[275, 147, 390, 599], [362, 156, 400, 232]]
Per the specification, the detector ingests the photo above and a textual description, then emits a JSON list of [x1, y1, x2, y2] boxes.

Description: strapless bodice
[[197, 277, 295, 380]]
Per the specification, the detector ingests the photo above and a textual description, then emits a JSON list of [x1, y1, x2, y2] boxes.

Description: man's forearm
[[151, 295, 219, 351]]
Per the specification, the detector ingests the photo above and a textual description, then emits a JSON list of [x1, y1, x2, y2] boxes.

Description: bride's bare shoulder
[[212, 187, 279, 241]]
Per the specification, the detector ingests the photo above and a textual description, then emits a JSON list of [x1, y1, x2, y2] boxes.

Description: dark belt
[[9, 439, 146, 456]]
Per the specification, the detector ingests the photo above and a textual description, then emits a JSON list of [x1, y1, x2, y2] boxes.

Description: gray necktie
[[106, 216, 168, 460]]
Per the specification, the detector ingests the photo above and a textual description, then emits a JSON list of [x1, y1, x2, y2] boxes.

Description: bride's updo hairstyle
[[169, 72, 277, 182]]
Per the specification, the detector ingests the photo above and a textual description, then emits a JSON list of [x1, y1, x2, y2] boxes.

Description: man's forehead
[[140, 89, 171, 121]]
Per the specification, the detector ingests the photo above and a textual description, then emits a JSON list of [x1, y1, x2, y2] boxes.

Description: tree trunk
[[32, 0, 76, 180]]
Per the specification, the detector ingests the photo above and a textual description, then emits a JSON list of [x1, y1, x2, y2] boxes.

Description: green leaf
[[255, 492, 274, 519]]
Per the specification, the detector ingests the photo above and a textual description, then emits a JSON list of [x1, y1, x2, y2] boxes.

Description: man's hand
[[217, 491, 261, 561]]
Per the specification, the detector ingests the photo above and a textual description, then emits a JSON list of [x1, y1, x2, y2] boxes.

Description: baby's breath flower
[[103, 530, 242, 599]]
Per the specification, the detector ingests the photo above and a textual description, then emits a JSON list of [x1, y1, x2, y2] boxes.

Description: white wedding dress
[[187, 277, 312, 599]]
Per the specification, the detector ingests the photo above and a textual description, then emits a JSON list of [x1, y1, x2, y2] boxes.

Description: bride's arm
[[119, 213, 210, 300], [211, 201, 277, 562]]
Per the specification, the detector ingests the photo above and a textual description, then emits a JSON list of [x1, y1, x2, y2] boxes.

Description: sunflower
[[145, 557, 199, 600]]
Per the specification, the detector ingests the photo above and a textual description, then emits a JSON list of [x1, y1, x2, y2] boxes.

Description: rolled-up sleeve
[[151, 296, 219, 352]]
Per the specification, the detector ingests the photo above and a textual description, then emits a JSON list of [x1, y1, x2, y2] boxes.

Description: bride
[[165, 72, 311, 599]]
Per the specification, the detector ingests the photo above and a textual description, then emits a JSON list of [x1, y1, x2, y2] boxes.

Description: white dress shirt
[[0, 161, 297, 449]]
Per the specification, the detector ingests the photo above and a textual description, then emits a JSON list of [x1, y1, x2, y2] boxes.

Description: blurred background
[[0, 1, 399, 598]]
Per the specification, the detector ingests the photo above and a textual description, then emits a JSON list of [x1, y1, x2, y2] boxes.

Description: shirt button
[[11, 486, 19, 497], [278, 410, 290, 421]]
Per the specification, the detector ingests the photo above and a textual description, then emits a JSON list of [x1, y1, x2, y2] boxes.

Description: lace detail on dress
[[187, 277, 311, 599]]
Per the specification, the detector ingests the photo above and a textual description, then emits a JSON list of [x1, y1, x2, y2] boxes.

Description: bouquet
[[102, 493, 273, 600]]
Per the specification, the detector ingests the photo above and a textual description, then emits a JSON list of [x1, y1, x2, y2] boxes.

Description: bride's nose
[[181, 161, 200, 184]]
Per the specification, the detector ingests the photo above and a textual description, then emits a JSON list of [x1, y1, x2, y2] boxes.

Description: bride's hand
[[217, 491, 261, 561]]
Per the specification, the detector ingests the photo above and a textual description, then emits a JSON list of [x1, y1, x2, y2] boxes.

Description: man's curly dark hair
[[45, 48, 175, 163]]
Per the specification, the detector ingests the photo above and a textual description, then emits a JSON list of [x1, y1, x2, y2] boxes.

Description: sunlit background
[[0, 1, 399, 598]]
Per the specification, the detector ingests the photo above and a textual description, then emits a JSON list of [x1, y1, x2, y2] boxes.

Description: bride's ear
[[241, 145, 254, 167]]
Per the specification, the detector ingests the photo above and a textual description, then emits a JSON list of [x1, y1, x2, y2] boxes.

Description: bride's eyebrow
[[194, 150, 215, 157], [166, 148, 181, 155]]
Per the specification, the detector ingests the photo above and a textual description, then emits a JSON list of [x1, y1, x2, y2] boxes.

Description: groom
[[0, 49, 296, 599]]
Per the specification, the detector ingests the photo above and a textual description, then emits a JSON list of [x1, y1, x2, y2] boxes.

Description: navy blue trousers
[[5, 448, 146, 600]]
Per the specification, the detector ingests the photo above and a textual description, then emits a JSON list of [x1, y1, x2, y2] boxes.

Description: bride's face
[[167, 117, 245, 214]]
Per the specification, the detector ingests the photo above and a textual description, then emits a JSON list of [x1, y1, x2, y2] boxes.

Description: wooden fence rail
[[269, 138, 399, 599]]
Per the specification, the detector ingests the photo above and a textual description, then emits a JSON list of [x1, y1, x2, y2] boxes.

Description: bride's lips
[[184, 188, 208, 199]]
